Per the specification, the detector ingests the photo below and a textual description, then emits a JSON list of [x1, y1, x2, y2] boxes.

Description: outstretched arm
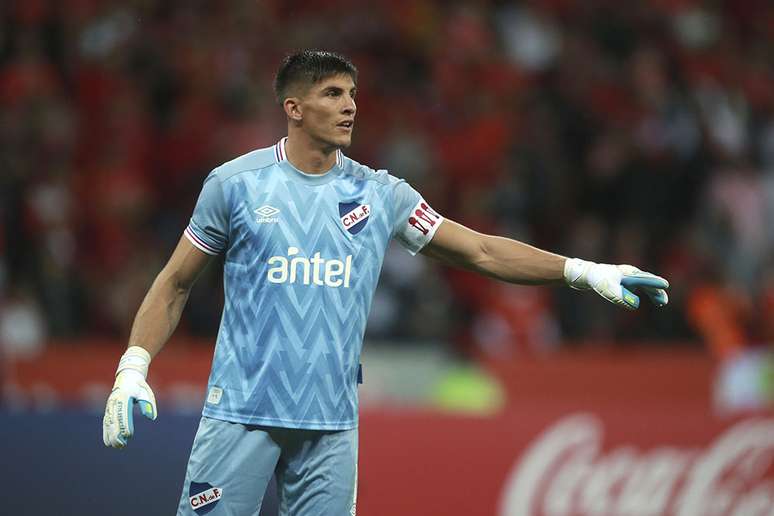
[[421, 219, 669, 310], [421, 219, 566, 285]]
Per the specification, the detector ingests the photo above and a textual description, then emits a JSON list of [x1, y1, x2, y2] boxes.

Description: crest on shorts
[[189, 482, 223, 515], [339, 202, 370, 235]]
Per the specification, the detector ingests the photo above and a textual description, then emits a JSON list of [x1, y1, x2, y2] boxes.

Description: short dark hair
[[273, 50, 358, 105]]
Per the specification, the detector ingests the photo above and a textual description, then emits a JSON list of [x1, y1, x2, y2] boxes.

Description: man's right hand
[[102, 346, 157, 449]]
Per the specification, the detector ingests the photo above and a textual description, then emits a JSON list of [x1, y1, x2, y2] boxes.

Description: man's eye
[[327, 90, 339, 97]]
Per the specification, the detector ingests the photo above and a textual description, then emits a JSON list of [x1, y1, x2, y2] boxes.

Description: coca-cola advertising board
[[7, 344, 774, 515], [358, 409, 774, 516], [357, 352, 774, 516]]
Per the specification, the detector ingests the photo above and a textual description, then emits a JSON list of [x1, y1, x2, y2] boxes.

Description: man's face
[[295, 74, 357, 149]]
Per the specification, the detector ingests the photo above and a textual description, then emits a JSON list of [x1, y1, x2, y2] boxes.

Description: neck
[[284, 131, 338, 174]]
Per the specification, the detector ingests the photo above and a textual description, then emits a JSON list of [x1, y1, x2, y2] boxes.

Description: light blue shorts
[[176, 416, 358, 516]]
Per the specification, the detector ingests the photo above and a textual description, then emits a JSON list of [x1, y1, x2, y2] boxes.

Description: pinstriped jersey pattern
[[185, 139, 435, 430]]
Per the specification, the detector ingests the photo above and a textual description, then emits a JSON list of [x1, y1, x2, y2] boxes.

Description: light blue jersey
[[184, 138, 443, 430]]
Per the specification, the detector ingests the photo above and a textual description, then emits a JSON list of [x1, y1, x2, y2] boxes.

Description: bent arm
[[127, 236, 212, 358], [420, 219, 566, 285]]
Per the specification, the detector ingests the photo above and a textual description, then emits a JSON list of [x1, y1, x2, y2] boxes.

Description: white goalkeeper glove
[[103, 346, 157, 448], [564, 258, 669, 310]]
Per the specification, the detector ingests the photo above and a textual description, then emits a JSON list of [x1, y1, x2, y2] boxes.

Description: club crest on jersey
[[189, 482, 222, 515], [339, 202, 370, 235]]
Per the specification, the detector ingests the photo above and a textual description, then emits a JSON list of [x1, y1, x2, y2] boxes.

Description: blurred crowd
[[1, 0, 774, 359]]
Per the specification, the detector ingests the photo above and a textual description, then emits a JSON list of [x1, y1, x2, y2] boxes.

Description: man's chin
[[335, 134, 352, 149], [312, 132, 353, 151]]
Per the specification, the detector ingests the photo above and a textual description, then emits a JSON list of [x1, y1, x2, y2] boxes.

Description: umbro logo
[[255, 205, 279, 217], [255, 205, 280, 224]]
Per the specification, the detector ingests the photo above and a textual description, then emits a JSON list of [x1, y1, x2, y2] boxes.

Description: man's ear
[[284, 97, 303, 122]]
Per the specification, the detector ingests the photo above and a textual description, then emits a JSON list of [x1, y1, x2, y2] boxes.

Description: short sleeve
[[184, 170, 229, 255], [390, 177, 444, 255]]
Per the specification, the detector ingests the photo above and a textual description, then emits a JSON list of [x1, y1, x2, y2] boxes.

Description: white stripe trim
[[279, 137, 286, 161], [336, 149, 342, 166], [275, 137, 288, 163], [184, 226, 220, 256]]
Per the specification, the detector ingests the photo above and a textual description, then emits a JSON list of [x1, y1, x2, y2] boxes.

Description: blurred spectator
[[0, 284, 46, 358], [472, 283, 560, 358], [698, 164, 769, 290]]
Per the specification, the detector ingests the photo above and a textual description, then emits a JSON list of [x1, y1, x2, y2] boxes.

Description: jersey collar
[[274, 137, 344, 185], [275, 137, 343, 167]]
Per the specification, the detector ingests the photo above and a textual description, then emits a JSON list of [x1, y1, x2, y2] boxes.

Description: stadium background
[[1, 1, 773, 515]]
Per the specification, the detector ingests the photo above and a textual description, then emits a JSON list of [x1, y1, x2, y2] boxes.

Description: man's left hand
[[564, 258, 669, 310]]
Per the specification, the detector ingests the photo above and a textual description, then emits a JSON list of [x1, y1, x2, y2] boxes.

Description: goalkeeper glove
[[564, 258, 669, 310], [102, 346, 157, 448]]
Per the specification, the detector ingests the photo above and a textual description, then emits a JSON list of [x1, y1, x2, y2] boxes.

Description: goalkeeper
[[102, 50, 668, 516]]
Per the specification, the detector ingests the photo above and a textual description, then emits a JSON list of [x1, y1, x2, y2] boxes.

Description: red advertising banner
[[5, 344, 773, 515], [357, 352, 774, 516], [359, 409, 774, 516]]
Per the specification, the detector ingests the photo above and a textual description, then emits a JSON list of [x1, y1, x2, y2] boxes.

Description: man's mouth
[[337, 120, 354, 130]]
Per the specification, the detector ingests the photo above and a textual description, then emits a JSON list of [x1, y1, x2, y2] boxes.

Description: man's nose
[[342, 97, 356, 116]]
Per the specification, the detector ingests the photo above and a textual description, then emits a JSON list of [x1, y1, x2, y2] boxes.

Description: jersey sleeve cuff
[[184, 225, 222, 255]]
